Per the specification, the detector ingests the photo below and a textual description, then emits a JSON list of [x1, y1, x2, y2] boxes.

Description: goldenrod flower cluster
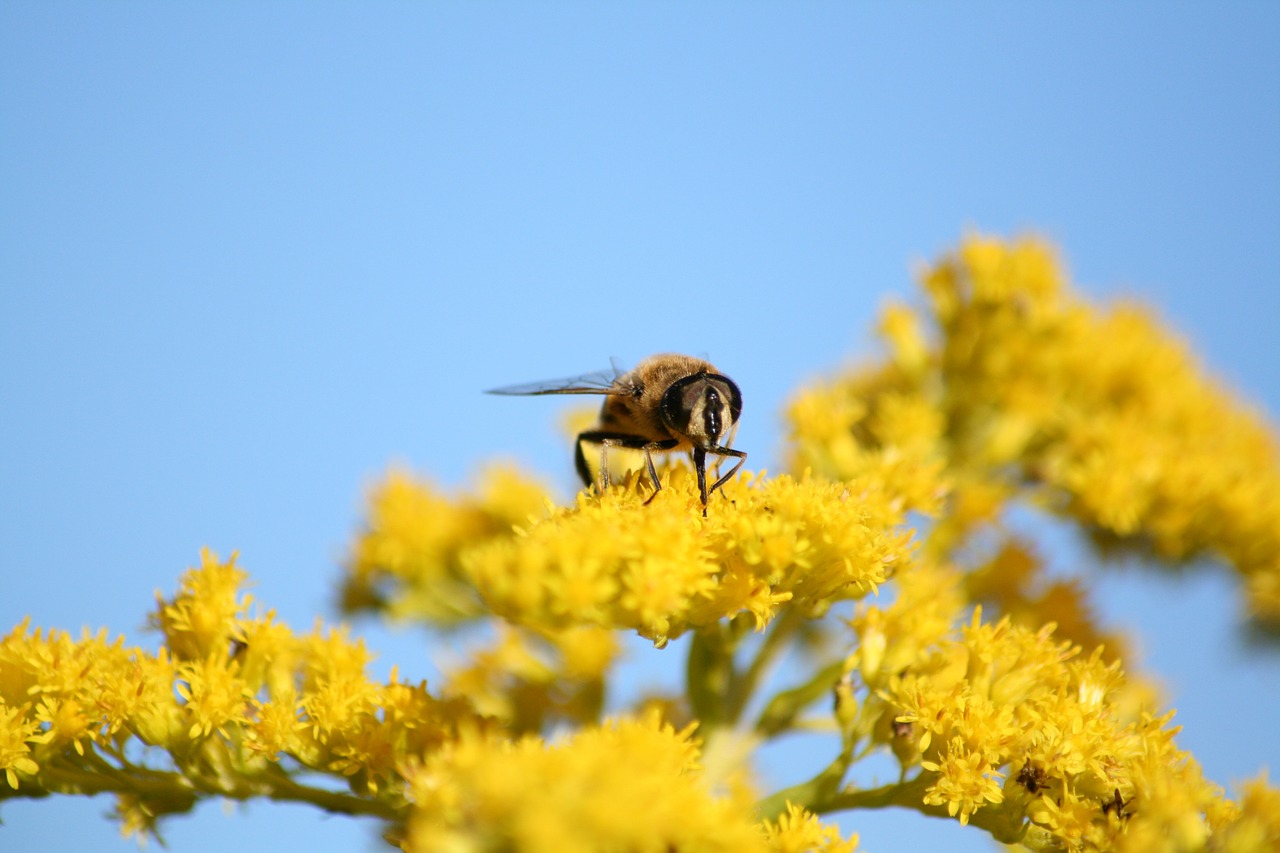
[[789, 235, 1280, 626], [0, 552, 848, 851], [4, 235, 1279, 852], [403, 712, 768, 853], [1, 550, 486, 840], [844, 558, 1234, 849], [349, 466, 927, 647]]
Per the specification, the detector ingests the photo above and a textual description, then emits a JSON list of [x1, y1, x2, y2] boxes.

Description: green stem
[[828, 778, 1026, 843], [752, 659, 845, 738], [724, 608, 801, 725], [4, 747, 401, 822], [753, 750, 854, 820], [686, 624, 734, 729], [818, 775, 933, 813]]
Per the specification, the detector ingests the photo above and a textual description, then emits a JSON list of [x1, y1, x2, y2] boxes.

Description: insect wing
[[485, 368, 626, 396]]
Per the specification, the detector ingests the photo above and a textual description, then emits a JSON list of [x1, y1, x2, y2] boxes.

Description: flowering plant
[[4, 236, 1278, 851]]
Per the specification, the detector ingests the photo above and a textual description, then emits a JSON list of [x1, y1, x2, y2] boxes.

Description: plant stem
[[3, 747, 400, 822], [724, 607, 801, 725]]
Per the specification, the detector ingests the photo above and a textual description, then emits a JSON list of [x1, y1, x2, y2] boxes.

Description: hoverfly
[[487, 353, 746, 514]]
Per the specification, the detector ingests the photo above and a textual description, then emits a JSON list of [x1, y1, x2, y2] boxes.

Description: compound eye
[[661, 374, 739, 446], [717, 375, 743, 422], [659, 380, 695, 435]]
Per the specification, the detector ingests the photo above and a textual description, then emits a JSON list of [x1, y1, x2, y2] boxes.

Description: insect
[[487, 353, 746, 513]]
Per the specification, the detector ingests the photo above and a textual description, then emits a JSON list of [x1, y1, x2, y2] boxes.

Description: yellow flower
[[442, 624, 615, 732], [848, 559, 963, 689], [246, 688, 304, 759], [0, 552, 491, 839], [0, 699, 41, 789], [298, 626, 381, 743], [459, 468, 912, 644], [341, 467, 550, 624], [789, 234, 1280, 627], [1209, 774, 1280, 853], [152, 548, 250, 661], [878, 298, 928, 378], [762, 802, 859, 853], [920, 736, 1006, 825], [404, 713, 768, 853], [175, 652, 252, 740], [963, 540, 1131, 663], [872, 602, 1232, 846], [29, 696, 93, 755], [125, 648, 184, 749]]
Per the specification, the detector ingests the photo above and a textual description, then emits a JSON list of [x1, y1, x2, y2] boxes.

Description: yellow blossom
[[762, 802, 859, 853], [246, 688, 304, 759], [792, 234, 1280, 627], [152, 548, 251, 661], [29, 696, 92, 755], [404, 713, 768, 853], [879, 298, 929, 378], [0, 551, 486, 840], [0, 700, 41, 789], [867, 604, 1230, 847], [920, 736, 1006, 825], [341, 467, 550, 623], [175, 652, 252, 740], [1209, 774, 1280, 853], [441, 623, 615, 733], [356, 465, 919, 646]]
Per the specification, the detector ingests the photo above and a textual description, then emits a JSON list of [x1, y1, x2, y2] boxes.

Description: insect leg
[[708, 421, 741, 481], [640, 442, 668, 505], [599, 441, 612, 489], [577, 431, 676, 498], [708, 448, 747, 497]]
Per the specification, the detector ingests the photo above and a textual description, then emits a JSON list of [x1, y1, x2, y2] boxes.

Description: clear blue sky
[[3, 4, 1278, 851]]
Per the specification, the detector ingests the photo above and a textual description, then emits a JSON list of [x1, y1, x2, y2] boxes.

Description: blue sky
[[2, 4, 1278, 851]]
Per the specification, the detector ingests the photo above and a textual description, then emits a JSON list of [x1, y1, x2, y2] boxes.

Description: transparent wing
[[485, 368, 628, 396]]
